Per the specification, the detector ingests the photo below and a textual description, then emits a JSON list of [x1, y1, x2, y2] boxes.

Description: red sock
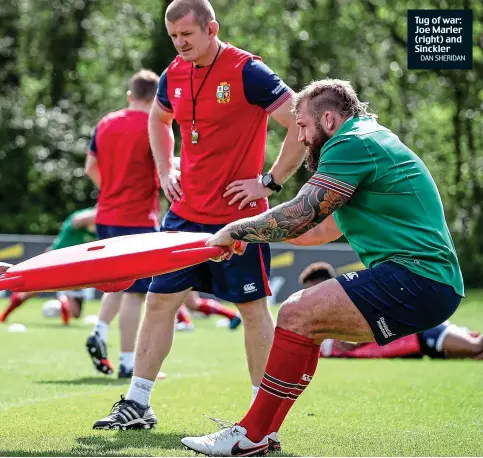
[[177, 306, 192, 325], [58, 296, 71, 326], [197, 298, 238, 320], [268, 343, 320, 434], [1, 293, 26, 321], [239, 327, 314, 442]]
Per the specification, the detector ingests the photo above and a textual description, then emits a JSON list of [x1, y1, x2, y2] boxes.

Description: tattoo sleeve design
[[228, 183, 350, 243]]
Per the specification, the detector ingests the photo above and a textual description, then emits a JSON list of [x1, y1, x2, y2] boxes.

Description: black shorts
[[336, 262, 462, 345], [149, 211, 271, 303]]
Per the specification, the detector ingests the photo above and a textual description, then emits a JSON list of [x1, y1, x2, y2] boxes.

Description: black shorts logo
[[377, 317, 396, 339]]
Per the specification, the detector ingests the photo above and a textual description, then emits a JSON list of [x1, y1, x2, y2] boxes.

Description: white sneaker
[[181, 424, 268, 456]]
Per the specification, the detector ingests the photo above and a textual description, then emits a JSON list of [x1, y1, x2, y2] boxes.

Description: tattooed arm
[[206, 183, 349, 258], [227, 183, 349, 243]]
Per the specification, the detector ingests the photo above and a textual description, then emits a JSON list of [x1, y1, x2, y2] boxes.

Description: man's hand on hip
[[224, 177, 272, 210], [160, 169, 182, 203]]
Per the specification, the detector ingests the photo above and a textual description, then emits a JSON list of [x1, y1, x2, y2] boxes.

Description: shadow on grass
[[76, 431, 186, 454], [71, 433, 299, 457], [35, 377, 130, 386], [0, 430, 186, 456], [0, 430, 299, 456], [0, 452, 78, 457]]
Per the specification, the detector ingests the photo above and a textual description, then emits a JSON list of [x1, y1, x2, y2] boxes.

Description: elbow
[[285, 232, 321, 247], [84, 160, 97, 178], [85, 166, 99, 187], [148, 113, 156, 131]]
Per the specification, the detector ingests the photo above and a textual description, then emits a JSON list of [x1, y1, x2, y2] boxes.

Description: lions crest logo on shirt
[[216, 82, 230, 104]]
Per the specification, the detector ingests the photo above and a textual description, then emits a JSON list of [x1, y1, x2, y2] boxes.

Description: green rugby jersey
[[311, 116, 464, 296], [50, 208, 97, 250]]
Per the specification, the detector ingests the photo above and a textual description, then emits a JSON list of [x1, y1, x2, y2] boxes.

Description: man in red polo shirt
[[84, 69, 160, 378], [92, 0, 305, 432]]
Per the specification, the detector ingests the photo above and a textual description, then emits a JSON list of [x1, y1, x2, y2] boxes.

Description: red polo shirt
[[89, 109, 159, 227]]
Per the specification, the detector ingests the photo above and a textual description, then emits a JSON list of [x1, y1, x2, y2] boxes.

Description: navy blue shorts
[[149, 210, 271, 303], [336, 262, 461, 346], [96, 224, 158, 294]]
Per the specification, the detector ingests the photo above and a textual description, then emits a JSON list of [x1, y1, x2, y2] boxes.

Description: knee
[[471, 336, 483, 356], [277, 291, 311, 334], [144, 293, 165, 312], [236, 298, 269, 322], [145, 292, 184, 314]]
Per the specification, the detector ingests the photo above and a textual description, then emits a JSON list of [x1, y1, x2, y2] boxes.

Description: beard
[[304, 125, 330, 172]]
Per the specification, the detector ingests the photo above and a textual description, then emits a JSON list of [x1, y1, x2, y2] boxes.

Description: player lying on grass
[[180, 78, 464, 456], [298, 263, 482, 360], [0, 207, 97, 325], [321, 324, 483, 360]]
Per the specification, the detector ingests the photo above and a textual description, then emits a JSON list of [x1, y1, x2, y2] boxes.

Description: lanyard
[[190, 43, 221, 144]]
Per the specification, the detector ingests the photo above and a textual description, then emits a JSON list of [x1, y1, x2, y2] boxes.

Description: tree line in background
[[0, 0, 482, 284]]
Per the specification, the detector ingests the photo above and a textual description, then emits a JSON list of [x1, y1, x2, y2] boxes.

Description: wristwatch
[[261, 173, 282, 192]]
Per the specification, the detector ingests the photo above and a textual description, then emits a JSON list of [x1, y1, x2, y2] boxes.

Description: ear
[[207, 20, 219, 38], [325, 111, 336, 131], [319, 111, 330, 130], [127, 90, 132, 104]]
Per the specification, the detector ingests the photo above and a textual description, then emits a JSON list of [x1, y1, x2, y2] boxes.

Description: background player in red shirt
[[84, 70, 161, 378], [92, 0, 305, 431]]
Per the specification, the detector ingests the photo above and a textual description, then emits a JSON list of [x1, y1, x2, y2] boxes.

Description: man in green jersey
[[0, 207, 97, 324], [180, 79, 464, 456]]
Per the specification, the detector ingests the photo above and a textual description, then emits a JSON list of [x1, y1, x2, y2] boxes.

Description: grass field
[[0, 292, 482, 457]]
